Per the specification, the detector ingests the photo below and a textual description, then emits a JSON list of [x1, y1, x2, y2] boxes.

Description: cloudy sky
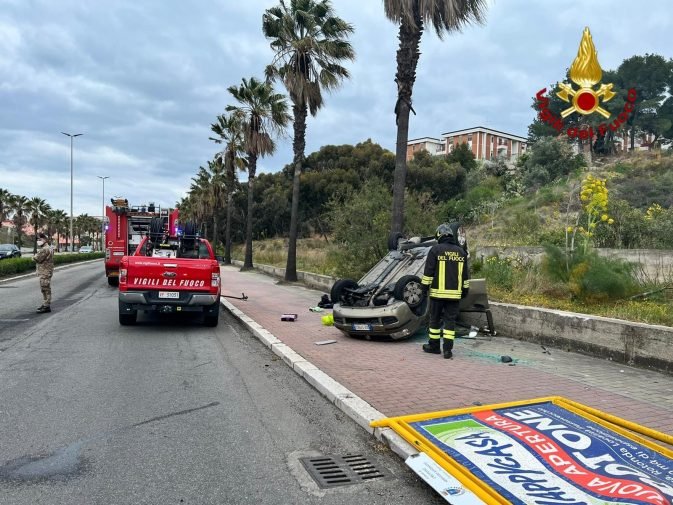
[[1, 0, 671, 217]]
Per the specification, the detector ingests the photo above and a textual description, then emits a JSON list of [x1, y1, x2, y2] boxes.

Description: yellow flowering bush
[[566, 175, 614, 254], [645, 203, 664, 220]]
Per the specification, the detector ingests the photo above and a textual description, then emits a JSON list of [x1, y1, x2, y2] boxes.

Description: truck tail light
[[120, 268, 127, 283], [105, 249, 110, 261], [211, 272, 220, 287]]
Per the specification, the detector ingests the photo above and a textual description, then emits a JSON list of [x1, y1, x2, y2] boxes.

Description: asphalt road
[[0, 261, 443, 505]]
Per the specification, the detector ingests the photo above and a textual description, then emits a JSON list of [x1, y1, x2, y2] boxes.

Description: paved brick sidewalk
[[220, 266, 673, 436]]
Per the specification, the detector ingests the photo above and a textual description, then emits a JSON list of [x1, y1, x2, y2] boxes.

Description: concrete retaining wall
[[459, 304, 673, 375], [228, 260, 673, 375]]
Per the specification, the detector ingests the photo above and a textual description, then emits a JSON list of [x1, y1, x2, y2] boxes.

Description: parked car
[[0, 244, 21, 259], [79, 246, 94, 254], [331, 223, 495, 340]]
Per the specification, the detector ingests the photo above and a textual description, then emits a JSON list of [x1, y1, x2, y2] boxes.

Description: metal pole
[[62, 132, 83, 252], [70, 136, 73, 252], [98, 176, 109, 252]]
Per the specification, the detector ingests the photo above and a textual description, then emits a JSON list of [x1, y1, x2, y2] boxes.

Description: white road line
[[0, 319, 30, 322]]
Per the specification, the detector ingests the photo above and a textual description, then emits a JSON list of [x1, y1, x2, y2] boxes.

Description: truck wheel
[[119, 301, 137, 325], [330, 279, 358, 305], [387, 232, 404, 251], [108, 276, 119, 287], [119, 312, 137, 325], [203, 301, 220, 327], [393, 275, 424, 309]]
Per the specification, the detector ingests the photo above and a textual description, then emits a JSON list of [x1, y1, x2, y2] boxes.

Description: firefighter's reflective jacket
[[420, 242, 469, 299]]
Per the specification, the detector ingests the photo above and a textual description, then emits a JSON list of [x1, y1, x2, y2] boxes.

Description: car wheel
[[107, 276, 119, 287], [393, 275, 424, 309], [119, 312, 137, 325], [330, 279, 358, 305], [387, 232, 404, 251], [203, 301, 220, 327]]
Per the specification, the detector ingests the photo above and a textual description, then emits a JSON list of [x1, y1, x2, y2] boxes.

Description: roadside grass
[[229, 236, 673, 327], [231, 237, 340, 276], [488, 286, 673, 327]]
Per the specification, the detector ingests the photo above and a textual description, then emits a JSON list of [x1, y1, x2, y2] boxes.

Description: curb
[[220, 297, 417, 460]]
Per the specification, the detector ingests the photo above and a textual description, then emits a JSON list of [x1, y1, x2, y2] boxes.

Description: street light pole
[[62, 132, 83, 252], [97, 176, 109, 252]]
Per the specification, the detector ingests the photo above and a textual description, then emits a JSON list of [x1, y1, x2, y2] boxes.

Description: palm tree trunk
[[285, 102, 307, 282], [224, 150, 235, 265], [212, 214, 219, 252], [33, 218, 38, 254], [242, 152, 257, 270], [390, 9, 422, 235]]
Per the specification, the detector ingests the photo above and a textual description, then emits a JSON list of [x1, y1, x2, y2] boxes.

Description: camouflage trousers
[[39, 275, 52, 306]]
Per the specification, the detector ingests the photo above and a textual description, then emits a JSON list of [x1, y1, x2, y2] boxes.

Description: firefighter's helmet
[[435, 223, 454, 241]]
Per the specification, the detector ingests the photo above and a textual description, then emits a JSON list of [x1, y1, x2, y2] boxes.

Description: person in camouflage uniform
[[33, 233, 54, 313]]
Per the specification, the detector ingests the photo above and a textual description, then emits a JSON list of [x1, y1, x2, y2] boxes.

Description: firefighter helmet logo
[[557, 27, 616, 119]]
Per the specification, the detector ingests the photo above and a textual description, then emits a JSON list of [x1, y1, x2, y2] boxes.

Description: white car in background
[[79, 246, 94, 254]]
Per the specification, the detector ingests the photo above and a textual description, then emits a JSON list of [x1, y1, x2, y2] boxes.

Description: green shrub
[[542, 245, 636, 301], [569, 254, 637, 302], [481, 255, 515, 291], [0, 257, 34, 276], [0, 252, 103, 278]]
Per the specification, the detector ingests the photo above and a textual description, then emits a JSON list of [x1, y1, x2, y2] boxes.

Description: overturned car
[[331, 223, 495, 340]]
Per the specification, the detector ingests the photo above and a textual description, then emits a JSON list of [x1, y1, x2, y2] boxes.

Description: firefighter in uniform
[[420, 223, 469, 359], [33, 233, 54, 313]]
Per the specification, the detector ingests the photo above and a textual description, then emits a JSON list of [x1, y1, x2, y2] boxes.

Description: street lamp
[[97, 176, 109, 252], [62, 132, 83, 252]]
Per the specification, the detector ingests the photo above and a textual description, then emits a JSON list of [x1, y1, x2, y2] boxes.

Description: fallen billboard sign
[[371, 397, 673, 504]]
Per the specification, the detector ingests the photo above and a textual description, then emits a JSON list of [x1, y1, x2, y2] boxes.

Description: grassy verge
[[230, 237, 340, 276], [0, 252, 104, 279], [488, 286, 673, 327]]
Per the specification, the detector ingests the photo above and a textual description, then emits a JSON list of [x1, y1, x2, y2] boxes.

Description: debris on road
[[281, 313, 298, 321], [315, 339, 337, 346]]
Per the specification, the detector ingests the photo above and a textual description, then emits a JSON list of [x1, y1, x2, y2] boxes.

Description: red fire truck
[[104, 198, 179, 286]]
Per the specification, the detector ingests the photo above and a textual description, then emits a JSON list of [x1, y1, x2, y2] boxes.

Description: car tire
[[330, 279, 358, 305], [393, 275, 424, 309], [119, 312, 137, 325], [203, 301, 220, 327], [108, 276, 119, 287], [387, 232, 404, 251]]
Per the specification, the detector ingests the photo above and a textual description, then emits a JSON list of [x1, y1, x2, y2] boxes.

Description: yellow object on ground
[[321, 313, 334, 326]]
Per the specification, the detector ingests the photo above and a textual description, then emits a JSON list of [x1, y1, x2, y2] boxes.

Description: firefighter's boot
[[422, 339, 441, 354], [443, 339, 454, 359]]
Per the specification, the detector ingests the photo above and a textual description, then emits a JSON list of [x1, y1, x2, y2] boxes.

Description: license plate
[[158, 291, 179, 299], [351, 323, 372, 331]]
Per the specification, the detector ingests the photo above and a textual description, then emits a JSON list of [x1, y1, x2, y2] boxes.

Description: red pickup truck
[[118, 235, 221, 326]]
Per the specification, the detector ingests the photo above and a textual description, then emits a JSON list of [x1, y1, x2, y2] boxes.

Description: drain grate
[[300, 454, 389, 489]]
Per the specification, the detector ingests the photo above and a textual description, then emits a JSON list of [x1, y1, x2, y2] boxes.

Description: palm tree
[[263, 0, 355, 281], [210, 112, 247, 264], [9, 194, 29, 248], [189, 166, 215, 238], [27, 197, 51, 253], [226, 77, 290, 270], [384, 0, 486, 234], [49, 209, 68, 252], [0, 188, 12, 223]]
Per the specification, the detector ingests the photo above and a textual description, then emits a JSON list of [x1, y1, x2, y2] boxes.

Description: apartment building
[[407, 126, 527, 162]]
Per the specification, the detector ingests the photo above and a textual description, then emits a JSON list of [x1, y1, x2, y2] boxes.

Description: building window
[[467, 134, 472, 141]]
